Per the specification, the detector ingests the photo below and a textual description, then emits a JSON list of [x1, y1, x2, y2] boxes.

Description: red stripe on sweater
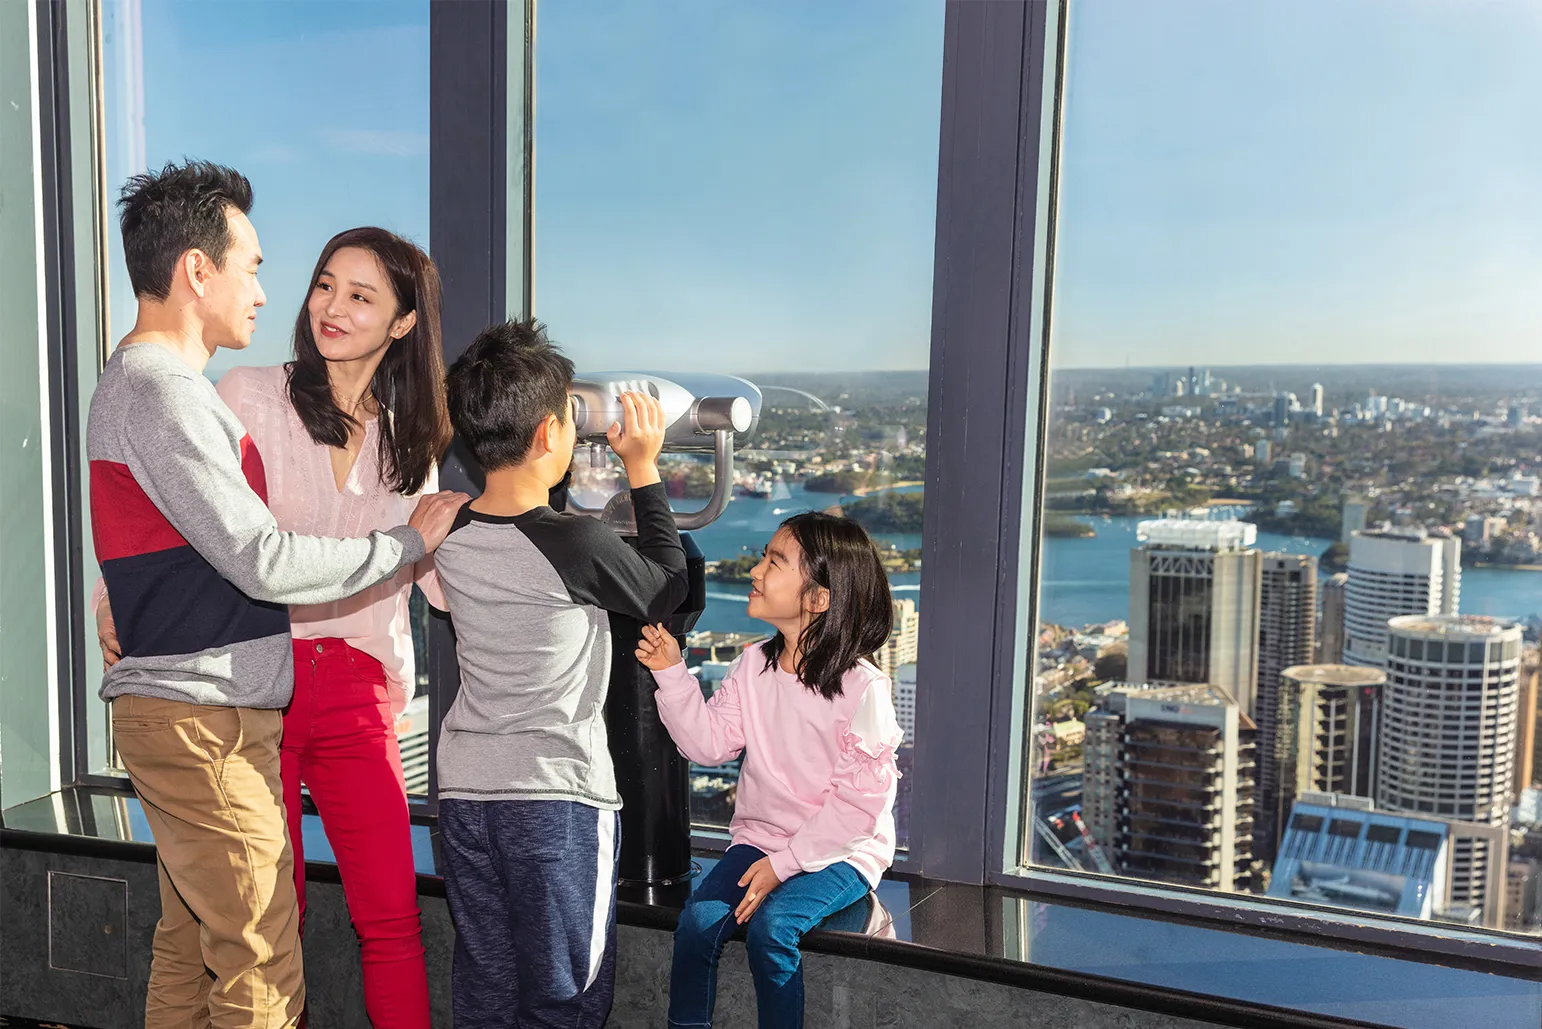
[[90, 434, 269, 561], [240, 433, 269, 504], [90, 461, 188, 561]]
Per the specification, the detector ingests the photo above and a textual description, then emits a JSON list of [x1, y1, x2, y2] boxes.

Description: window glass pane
[[94, 0, 431, 792], [534, 2, 943, 845], [0, 0, 56, 810], [1028, 0, 1541, 937]]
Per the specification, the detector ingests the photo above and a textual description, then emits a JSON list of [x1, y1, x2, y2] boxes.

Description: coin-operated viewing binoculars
[[568, 372, 762, 888], [567, 372, 761, 532]]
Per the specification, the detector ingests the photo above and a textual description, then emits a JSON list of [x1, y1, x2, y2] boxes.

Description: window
[[1023, 0, 1542, 939], [531, 1, 943, 844], [88, 0, 432, 791]]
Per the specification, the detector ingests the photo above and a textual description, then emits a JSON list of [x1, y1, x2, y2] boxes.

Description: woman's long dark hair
[[287, 227, 451, 495], [761, 513, 894, 700]]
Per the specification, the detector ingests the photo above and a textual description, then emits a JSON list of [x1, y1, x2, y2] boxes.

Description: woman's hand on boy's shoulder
[[635, 622, 684, 671]]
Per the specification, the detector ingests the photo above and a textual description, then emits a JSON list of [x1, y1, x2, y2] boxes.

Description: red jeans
[[284, 638, 428, 1029]]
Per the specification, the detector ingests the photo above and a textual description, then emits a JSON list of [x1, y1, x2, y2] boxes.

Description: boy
[[433, 320, 690, 1028]]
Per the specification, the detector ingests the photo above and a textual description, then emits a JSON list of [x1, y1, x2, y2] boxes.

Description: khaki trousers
[[112, 694, 305, 1029]]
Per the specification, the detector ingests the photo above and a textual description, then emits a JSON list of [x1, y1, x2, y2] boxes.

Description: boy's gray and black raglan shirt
[[432, 483, 689, 809], [87, 342, 424, 709]]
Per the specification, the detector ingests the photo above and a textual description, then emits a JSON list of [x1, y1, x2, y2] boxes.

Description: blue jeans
[[440, 799, 620, 1029], [668, 844, 871, 1029]]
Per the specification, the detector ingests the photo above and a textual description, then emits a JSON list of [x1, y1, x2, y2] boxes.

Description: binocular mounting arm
[[565, 429, 736, 533]]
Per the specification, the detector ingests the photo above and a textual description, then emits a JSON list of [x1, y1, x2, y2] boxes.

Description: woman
[[98, 226, 450, 1028]]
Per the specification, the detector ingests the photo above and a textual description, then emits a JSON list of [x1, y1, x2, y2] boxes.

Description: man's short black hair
[[447, 320, 576, 472], [118, 160, 254, 301]]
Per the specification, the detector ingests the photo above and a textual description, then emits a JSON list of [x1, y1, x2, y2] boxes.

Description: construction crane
[[1069, 811, 1115, 875], [1033, 817, 1084, 872]]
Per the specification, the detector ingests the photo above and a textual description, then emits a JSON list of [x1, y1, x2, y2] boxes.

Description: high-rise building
[[1269, 794, 1447, 920], [1506, 859, 1540, 932], [1267, 792, 1511, 926], [876, 599, 919, 682], [1082, 700, 1124, 856], [1342, 529, 1461, 668], [1319, 572, 1348, 663], [1255, 439, 1273, 465], [1253, 557, 1318, 859], [1273, 392, 1297, 427], [1271, 665, 1385, 851], [1340, 500, 1369, 545], [894, 663, 917, 747], [1310, 383, 1325, 419], [1516, 654, 1539, 798], [1128, 520, 1262, 711], [1378, 615, 1523, 921], [1083, 684, 1256, 893], [395, 695, 431, 795]]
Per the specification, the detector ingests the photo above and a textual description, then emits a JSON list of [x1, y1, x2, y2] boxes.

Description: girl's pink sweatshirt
[[651, 642, 903, 887]]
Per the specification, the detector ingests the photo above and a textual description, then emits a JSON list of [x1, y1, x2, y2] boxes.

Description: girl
[[97, 226, 450, 1028], [634, 512, 903, 1029]]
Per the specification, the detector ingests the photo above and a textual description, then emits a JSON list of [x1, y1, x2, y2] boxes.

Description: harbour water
[[679, 488, 1542, 637]]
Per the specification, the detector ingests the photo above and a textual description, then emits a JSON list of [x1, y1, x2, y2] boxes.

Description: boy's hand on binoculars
[[635, 623, 683, 671], [607, 391, 666, 487]]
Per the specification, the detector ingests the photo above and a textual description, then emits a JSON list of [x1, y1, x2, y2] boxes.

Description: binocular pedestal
[[605, 532, 706, 887]]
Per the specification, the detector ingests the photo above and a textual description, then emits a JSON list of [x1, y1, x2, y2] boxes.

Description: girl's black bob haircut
[[762, 512, 894, 700]]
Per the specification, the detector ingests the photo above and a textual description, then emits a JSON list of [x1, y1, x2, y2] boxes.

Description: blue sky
[[532, 0, 944, 372], [105, 1, 1542, 375], [1052, 0, 1542, 369], [102, 0, 431, 379]]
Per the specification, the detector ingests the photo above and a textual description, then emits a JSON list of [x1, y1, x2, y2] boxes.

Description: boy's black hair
[[446, 320, 575, 472], [762, 512, 895, 700], [118, 160, 254, 301]]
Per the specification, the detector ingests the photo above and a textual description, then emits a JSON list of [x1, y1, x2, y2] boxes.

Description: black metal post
[[606, 533, 706, 886]]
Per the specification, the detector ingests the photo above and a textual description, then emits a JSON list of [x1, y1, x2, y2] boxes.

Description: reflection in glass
[[999, 895, 1542, 1029], [1027, 0, 1542, 937]]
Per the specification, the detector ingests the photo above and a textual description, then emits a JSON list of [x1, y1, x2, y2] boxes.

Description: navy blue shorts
[[440, 799, 621, 1029]]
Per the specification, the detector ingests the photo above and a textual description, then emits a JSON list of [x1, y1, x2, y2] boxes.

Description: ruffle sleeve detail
[[839, 679, 905, 792]]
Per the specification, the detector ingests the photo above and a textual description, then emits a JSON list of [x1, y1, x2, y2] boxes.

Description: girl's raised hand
[[634, 623, 683, 671]]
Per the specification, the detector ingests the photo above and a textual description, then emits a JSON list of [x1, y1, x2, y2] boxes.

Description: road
[[1031, 768, 1083, 816]]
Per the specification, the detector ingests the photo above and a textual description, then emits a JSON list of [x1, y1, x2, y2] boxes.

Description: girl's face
[[748, 528, 826, 630], [307, 246, 416, 365]]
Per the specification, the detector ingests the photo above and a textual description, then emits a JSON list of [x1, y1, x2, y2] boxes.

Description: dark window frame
[[35, 0, 1542, 977]]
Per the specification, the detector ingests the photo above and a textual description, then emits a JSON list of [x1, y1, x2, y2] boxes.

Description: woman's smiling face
[[307, 245, 413, 364]]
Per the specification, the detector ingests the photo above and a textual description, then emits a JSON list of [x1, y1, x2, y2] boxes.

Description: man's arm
[[122, 371, 423, 606]]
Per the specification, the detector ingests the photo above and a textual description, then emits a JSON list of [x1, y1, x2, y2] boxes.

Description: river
[[676, 486, 1542, 636]]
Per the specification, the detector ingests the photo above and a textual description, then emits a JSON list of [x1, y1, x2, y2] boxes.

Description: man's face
[[202, 208, 266, 349]]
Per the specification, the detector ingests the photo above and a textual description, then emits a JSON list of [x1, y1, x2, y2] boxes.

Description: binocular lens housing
[[569, 372, 761, 453]]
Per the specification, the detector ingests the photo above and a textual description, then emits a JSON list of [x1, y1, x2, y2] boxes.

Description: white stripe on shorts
[[585, 808, 617, 990]]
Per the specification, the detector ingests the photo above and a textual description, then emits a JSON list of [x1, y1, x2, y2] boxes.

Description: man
[[86, 159, 466, 1028]]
